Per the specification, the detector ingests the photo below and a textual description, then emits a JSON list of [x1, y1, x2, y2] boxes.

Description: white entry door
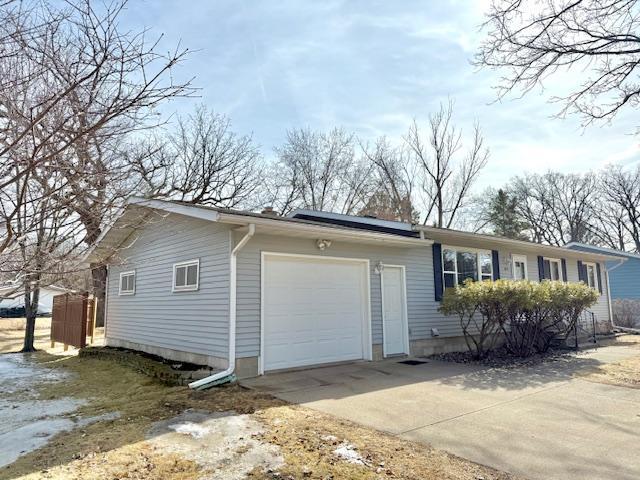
[[382, 265, 408, 356], [262, 254, 369, 372]]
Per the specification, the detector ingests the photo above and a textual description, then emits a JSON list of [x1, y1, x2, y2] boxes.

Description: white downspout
[[189, 223, 255, 390]]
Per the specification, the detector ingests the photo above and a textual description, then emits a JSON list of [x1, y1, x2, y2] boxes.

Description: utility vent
[[398, 360, 428, 366]]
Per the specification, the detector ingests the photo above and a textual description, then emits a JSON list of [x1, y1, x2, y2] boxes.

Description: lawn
[[0, 339, 517, 479], [578, 334, 640, 389]]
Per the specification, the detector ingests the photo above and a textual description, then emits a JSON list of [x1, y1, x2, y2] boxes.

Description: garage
[[261, 253, 371, 372]]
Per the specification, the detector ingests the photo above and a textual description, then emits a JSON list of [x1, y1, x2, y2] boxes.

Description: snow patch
[[168, 421, 211, 439], [334, 442, 366, 465]]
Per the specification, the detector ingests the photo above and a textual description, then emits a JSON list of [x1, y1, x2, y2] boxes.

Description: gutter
[[189, 223, 256, 390]]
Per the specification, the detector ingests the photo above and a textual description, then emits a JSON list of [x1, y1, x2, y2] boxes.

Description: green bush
[[439, 279, 599, 358]]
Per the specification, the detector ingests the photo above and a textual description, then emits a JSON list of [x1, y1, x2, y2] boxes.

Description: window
[[512, 255, 528, 280], [543, 258, 563, 281], [442, 247, 493, 288], [173, 259, 199, 292], [119, 271, 135, 295], [584, 262, 597, 289]]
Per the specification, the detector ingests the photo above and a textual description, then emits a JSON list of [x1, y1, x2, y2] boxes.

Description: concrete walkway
[[243, 344, 640, 480]]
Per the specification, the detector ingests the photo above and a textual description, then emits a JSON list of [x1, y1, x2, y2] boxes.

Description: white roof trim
[[565, 242, 640, 260], [128, 197, 220, 222], [216, 211, 430, 246], [416, 225, 620, 261]]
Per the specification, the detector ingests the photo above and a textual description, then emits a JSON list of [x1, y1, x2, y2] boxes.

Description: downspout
[[189, 223, 255, 390]]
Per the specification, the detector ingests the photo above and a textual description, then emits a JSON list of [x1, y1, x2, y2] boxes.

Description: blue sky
[[124, 0, 640, 189]]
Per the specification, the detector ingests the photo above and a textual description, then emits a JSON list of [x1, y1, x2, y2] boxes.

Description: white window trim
[[119, 270, 136, 296], [583, 261, 597, 289], [172, 259, 200, 292], [442, 245, 493, 286], [543, 257, 564, 281], [511, 254, 528, 280]]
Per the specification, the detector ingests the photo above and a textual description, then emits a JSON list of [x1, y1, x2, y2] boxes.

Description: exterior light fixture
[[316, 239, 332, 251]]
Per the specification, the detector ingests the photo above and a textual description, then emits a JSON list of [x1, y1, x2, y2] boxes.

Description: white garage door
[[262, 254, 369, 371]]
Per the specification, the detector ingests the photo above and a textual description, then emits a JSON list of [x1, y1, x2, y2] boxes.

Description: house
[[0, 284, 74, 317], [87, 198, 617, 381], [566, 242, 639, 328]]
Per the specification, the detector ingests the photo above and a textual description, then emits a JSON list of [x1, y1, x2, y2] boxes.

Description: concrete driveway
[[243, 344, 640, 480]]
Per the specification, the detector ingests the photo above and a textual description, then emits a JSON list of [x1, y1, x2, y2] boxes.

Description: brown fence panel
[[51, 294, 67, 344], [51, 292, 95, 349]]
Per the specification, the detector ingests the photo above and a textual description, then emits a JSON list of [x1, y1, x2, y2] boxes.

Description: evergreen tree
[[488, 189, 529, 240]]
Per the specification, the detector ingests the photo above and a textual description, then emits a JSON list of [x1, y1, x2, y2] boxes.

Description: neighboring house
[[88, 198, 617, 379], [0, 285, 73, 317], [567, 242, 639, 328]]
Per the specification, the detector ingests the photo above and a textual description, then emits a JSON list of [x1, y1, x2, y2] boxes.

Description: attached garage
[[260, 253, 371, 373]]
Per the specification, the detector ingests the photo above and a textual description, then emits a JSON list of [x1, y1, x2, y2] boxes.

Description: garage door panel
[[263, 255, 368, 371]]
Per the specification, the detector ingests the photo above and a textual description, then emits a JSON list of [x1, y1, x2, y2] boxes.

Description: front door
[[382, 265, 408, 356]]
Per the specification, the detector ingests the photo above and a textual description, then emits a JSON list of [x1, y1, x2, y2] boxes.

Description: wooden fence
[[51, 292, 97, 350]]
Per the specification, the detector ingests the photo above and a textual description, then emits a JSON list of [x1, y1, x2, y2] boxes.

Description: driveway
[[243, 344, 640, 480]]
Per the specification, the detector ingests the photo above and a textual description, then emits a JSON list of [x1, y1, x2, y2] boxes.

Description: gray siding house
[[89, 198, 616, 380]]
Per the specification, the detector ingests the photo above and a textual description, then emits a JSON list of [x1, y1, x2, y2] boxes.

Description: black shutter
[[433, 243, 443, 301], [596, 263, 603, 293], [577, 260, 584, 282], [561, 259, 568, 282], [491, 250, 500, 280], [537, 256, 545, 281]]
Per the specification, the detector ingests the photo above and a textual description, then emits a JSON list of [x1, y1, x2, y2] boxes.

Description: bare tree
[[477, 0, 640, 123], [601, 165, 640, 251], [0, 0, 194, 345], [359, 137, 419, 222], [510, 172, 599, 246], [405, 101, 489, 228], [267, 127, 375, 215], [135, 106, 263, 209]]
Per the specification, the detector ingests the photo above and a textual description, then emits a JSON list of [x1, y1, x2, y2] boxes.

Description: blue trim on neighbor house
[[568, 244, 640, 300]]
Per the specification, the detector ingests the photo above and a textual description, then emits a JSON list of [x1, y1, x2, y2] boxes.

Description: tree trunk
[[21, 286, 40, 352], [91, 264, 107, 328]]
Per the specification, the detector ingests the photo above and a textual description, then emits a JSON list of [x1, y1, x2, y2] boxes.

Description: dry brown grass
[[252, 405, 516, 480], [579, 354, 640, 389], [1, 351, 517, 480], [0, 353, 280, 480], [0, 318, 52, 353]]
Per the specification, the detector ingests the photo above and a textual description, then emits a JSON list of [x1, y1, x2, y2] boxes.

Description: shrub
[[439, 280, 599, 358]]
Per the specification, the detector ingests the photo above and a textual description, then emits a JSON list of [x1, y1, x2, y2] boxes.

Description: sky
[[122, 0, 640, 190]]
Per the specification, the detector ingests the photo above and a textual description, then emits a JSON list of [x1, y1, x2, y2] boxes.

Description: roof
[[0, 284, 73, 299], [87, 197, 623, 264], [86, 198, 432, 263], [415, 225, 621, 262], [565, 242, 640, 260]]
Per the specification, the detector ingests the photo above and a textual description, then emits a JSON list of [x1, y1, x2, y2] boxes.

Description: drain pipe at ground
[[189, 223, 256, 390]]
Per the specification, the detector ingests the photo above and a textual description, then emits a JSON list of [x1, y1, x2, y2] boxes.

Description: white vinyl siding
[[106, 213, 231, 358], [235, 233, 433, 357]]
